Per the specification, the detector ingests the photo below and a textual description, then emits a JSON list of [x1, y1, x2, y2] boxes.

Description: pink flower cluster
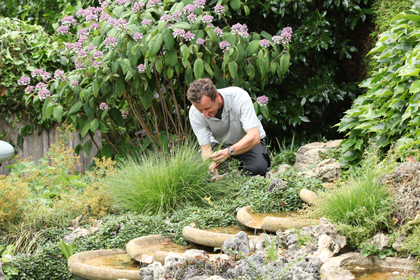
[[214, 27, 223, 37], [65, 42, 83, 53], [273, 27, 293, 45], [257, 95, 269, 105], [99, 102, 109, 110], [122, 111, 129, 119], [132, 2, 145, 12], [231, 23, 248, 37], [173, 28, 186, 38], [57, 25, 69, 35], [184, 31, 195, 41], [149, 0, 161, 6], [31, 69, 44, 77], [133, 32, 143, 41], [193, 0, 206, 8], [138, 64, 146, 73], [214, 5, 225, 14], [219, 41, 231, 52], [17, 76, 30, 86], [196, 38, 205, 45], [61, 15, 77, 25], [201, 14, 213, 23], [54, 70, 65, 79], [104, 36, 118, 47], [259, 39, 270, 48], [38, 89, 51, 100], [183, 4, 196, 14]]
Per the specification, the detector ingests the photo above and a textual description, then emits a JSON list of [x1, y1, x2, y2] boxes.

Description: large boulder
[[222, 231, 250, 256], [0, 262, 5, 280], [295, 140, 342, 172], [382, 161, 420, 224]]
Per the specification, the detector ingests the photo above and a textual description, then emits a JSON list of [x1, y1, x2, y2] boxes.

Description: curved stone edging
[[68, 249, 141, 280], [126, 234, 176, 264], [237, 206, 319, 232], [182, 226, 258, 248], [321, 252, 417, 280]]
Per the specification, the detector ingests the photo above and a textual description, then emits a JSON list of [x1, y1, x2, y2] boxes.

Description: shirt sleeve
[[189, 107, 212, 146], [236, 90, 260, 132]]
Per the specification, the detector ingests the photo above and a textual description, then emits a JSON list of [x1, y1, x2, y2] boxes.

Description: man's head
[[187, 78, 217, 103], [187, 78, 222, 118]]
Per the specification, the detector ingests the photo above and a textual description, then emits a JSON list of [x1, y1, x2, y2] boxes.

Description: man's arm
[[209, 126, 260, 164]]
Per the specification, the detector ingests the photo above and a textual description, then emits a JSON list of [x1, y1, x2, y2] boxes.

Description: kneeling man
[[187, 78, 271, 177]]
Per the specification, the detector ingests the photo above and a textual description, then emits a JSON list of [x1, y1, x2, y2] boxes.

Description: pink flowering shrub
[[15, 0, 292, 156]]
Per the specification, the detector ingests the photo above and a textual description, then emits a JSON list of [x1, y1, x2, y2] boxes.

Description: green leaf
[[110, 108, 124, 126], [253, 102, 259, 114], [260, 105, 269, 120], [280, 53, 290, 75], [230, 0, 241, 11], [83, 138, 93, 156], [148, 33, 163, 56], [45, 103, 55, 119], [116, 76, 125, 98], [163, 28, 175, 51], [164, 49, 178, 67], [194, 58, 204, 79], [69, 101, 83, 115], [228, 61, 238, 79], [90, 119, 99, 133], [172, 22, 191, 29], [17, 134, 24, 148], [244, 5, 250, 16], [299, 116, 310, 122], [59, 240, 76, 261], [81, 120, 91, 137], [20, 124, 34, 137], [247, 64, 255, 80], [121, 58, 131, 75], [246, 40, 260, 57], [53, 105, 63, 123], [409, 80, 420, 93]]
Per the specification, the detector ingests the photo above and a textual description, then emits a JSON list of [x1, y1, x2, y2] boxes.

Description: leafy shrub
[[371, 0, 412, 36], [0, 0, 98, 34], [14, 0, 291, 157], [270, 137, 297, 168], [338, 2, 420, 164], [105, 145, 229, 215], [0, 17, 67, 145]]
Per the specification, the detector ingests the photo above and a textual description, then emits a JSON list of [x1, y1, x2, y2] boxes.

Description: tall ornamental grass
[[317, 145, 396, 246], [106, 145, 228, 215]]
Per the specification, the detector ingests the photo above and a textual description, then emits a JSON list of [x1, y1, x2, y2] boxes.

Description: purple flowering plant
[[13, 0, 292, 155]]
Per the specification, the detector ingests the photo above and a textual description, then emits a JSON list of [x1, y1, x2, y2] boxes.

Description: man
[[187, 78, 270, 177]]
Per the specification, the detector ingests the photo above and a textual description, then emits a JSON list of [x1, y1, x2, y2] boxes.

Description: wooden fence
[[0, 115, 101, 175]]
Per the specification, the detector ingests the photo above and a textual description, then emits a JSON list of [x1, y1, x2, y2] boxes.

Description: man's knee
[[242, 162, 268, 176]]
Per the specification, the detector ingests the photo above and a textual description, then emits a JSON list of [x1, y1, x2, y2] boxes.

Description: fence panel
[[0, 115, 101, 175]]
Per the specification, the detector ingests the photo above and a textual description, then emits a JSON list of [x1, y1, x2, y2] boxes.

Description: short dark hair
[[186, 78, 217, 103]]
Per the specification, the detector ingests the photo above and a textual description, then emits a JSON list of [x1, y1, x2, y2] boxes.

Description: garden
[[2, 0, 420, 279]]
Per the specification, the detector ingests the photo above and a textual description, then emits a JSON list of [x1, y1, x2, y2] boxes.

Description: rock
[[164, 252, 184, 267], [295, 140, 342, 171], [371, 233, 388, 251], [139, 262, 165, 280], [222, 231, 250, 256], [382, 162, 420, 224], [310, 234, 342, 262], [205, 276, 226, 280], [299, 188, 318, 204], [313, 159, 341, 182], [249, 235, 265, 252], [392, 236, 405, 251], [183, 249, 207, 260], [267, 178, 287, 193], [278, 164, 292, 173]]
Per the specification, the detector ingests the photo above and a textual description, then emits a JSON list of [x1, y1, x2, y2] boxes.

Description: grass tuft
[[105, 144, 228, 215]]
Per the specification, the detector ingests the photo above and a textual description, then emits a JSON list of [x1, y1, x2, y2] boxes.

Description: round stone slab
[[68, 249, 141, 280], [236, 205, 319, 232]]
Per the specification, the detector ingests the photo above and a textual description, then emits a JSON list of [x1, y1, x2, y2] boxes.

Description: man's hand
[[209, 148, 230, 164]]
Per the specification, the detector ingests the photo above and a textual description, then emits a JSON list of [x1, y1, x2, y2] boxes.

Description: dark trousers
[[213, 140, 271, 177]]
